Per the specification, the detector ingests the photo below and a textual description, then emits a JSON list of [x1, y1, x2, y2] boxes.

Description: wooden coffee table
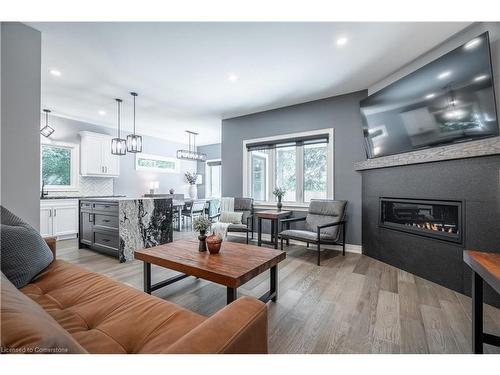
[[135, 240, 286, 305]]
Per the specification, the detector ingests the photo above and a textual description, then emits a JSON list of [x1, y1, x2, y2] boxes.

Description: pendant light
[[40, 109, 55, 137], [177, 130, 207, 161], [126, 92, 143, 153], [111, 98, 127, 155]]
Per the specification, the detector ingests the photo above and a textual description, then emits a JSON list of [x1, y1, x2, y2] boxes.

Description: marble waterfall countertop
[[117, 197, 173, 262]]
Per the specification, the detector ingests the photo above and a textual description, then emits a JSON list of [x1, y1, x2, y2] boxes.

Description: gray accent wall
[[221, 90, 367, 245], [45, 116, 197, 198], [196, 143, 221, 198], [1, 22, 41, 229]]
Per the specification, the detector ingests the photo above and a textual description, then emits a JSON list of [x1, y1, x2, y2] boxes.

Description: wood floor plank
[[374, 290, 400, 344], [420, 304, 460, 354]]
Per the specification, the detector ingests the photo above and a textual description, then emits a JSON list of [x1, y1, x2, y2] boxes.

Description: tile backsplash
[[46, 177, 114, 197]]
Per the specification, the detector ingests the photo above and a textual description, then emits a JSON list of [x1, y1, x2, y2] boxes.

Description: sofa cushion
[[220, 211, 243, 224], [279, 229, 338, 243], [21, 260, 207, 353], [0, 206, 54, 288], [1, 273, 86, 354]]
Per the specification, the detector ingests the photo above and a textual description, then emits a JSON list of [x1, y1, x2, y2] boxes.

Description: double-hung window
[[205, 159, 222, 198], [41, 141, 79, 191], [243, 129, 333, 206]]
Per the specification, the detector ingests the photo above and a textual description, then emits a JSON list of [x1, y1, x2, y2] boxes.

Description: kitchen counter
[[79, 197, 173, 262]]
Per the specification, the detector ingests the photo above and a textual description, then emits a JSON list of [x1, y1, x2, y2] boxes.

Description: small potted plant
[[272, 187, 286, 211], [185, 171, 198, 199], [193, 216, 211, 252], [169, 188, 175, 194]]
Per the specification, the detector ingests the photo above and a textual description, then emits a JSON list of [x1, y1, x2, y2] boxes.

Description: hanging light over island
[[111, 98, 127, 155], [126, 92, 143, 153], [177, 130, 207, 161], [40, 109, 55, 137]]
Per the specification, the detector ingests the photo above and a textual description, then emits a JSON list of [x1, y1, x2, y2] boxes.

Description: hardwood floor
[[57, 232, 500, 354]]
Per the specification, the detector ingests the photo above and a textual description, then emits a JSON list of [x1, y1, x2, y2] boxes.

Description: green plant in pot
[[193, 216, 211, 252], [272, 187, 286, 211]]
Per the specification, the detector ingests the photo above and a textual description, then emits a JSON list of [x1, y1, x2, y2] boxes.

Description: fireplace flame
[[405, 222, 457, 234]]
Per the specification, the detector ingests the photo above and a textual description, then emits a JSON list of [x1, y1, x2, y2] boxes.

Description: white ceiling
[[29, 22, 471, 145]]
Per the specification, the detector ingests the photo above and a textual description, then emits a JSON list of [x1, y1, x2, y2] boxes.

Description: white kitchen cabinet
[[79, 131, 120, 177], [40, 207, 53, 237], [40, 199, 79, 239]]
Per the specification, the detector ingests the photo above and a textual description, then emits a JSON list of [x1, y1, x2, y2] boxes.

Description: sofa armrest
[[44, 236, 57, 259], [164, 296, 268, 354]]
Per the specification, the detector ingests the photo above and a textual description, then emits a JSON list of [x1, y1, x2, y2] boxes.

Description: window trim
[[205, 158, 222, 198], [242, 128, 334, 206], [41, 140, 80, 192]]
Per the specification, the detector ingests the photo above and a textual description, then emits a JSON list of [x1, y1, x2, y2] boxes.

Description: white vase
[[188, 184, 197, 199]]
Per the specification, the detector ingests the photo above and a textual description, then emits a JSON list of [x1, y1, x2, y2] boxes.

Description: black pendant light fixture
[[126, 92, 143, 153], [111, 98, 127, 155], [40, 109, 55, 137]]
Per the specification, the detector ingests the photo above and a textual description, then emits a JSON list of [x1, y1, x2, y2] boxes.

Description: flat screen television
[[360, 32, 499, 159]]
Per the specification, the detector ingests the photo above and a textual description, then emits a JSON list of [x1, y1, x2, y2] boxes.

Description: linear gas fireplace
[[379, 198, 463, 244]]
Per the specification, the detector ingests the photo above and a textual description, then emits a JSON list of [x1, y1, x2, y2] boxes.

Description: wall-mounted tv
[[360, 32, 498, 159]]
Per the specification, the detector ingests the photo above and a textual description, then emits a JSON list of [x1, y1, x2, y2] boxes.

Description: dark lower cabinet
[[79, 211, 94, 246], [79, 200, 120, 259]]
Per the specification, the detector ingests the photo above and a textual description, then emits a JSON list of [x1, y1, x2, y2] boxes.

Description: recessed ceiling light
[[98, 110, 106, 116], [425, 93, 436, 99], [437, 71, 451, 80], [474, 74, 488, 82], [336, 37, 348, 46], [50, 69, 61, 77], [227, 73, 238, 82], [464, 38, 481, 50]]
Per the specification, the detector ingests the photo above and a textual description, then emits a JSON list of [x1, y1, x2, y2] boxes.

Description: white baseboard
[[228, 232, 362, 254]]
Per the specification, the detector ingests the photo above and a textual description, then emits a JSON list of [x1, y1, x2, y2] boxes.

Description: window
[[41, 141, 79, 191], [205, 159, 222, 198], [243, 129, 333, 205]]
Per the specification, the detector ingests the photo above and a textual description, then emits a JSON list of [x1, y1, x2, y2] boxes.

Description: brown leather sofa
[[1, 237, 268, 354]]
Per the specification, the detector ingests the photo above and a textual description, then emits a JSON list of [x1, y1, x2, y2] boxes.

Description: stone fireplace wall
[[361, 154, 500, 308]]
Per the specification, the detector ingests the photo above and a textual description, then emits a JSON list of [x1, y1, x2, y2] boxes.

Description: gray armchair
[[211, 197, 254, 244], [278, 199, 347, 266]]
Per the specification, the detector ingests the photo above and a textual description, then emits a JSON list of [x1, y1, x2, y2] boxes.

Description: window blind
[[246, 134, 329, 152], [207, 160, 222, 167]]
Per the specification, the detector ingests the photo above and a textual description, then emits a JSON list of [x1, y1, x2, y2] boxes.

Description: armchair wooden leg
[[317, 243, 321, 266]]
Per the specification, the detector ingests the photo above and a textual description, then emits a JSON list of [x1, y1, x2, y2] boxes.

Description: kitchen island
[[79, 197, 173, 262]]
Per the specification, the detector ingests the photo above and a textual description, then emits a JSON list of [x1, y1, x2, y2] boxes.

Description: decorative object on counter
[[40, 109, 55, 137], [169, 188, 175, 194], [272, 187, 286, 211], [185, 171, 199, 199], [111, 98, 127, 156], [126, 92, 143, 153], [206, 232, 223, 254], [193, 216, 211, 252], [148, 181, 159, 194], [177, 130, 207, 161]]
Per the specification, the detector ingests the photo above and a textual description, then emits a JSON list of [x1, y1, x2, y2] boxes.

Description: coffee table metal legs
[[258, 265, 278, 303], [143, 262, 189, 295], [227, 287, 237, 304], [143, 262, 279, 305]]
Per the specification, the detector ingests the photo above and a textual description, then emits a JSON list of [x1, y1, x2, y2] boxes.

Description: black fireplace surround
[[380, 198, 462, 244], [361, 155, 500, 308]]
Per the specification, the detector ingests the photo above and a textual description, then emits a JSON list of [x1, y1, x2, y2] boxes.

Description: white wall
[[45, 115, 197, 198], [1, 22, 41, 228]]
